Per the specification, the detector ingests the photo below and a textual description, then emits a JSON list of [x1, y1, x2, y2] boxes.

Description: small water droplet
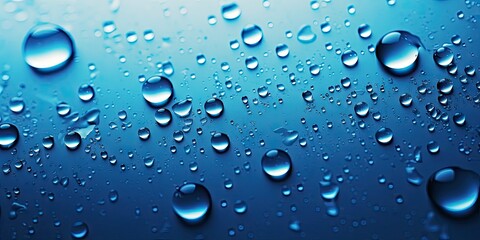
[[241, 24, 263, 46], [56, 102, 71, 117], [275, 44, 290, 58], [320, 22, 331, 33], [204, 98, 224, 118], [172, 183, 212, 224], [399, 93, 413, 107], [71, 221, 88, 239], [453, 112, 466, 126], [138, 127, 151, 140], [142, 75, 174, 107], [102, 21, 116, 33], [375, 127, 393, 145], [211, 132, 230, 153], [261, 149, 292, 181], [0, 123, 19, 149], [427, 140, 440, 154], [172, 99, 193, 118], [126, 31, 138, 43], [207, 15, 217, 25], [233, 200, 247, 214], [143, 29, 155, 41]]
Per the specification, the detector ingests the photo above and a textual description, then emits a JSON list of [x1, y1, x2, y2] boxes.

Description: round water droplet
[[211, 132, 230, 153], [204, 98, 224, 118], [78, 84, 95, 102], [375, 127, 393, 145], [23, 23, 75, 73], [320, 22, 331, 33], [221, 2, 241, 20], [56, 102, 71, 117], [245, 56, 259, 70], [437, 78, 453, 95], [103, 21, 116, 33], [297, 25, 317, 43], [143, 29, 155, 41], [275, 44, 289, 58], [399, 93, 413, 107], [0, 123, 19, 149], [71, 221, 88, 239], [427, 167, 480, 218], [241, 24, 263, 46], [142, 75, 174, 107], [126, 31, 138, 43], [108, 190, 119, 202], [375, 31, 422, 75], [427, 140, 440, 154], [172, 183, 212, 224], [172, 99, 193, 118], [302, 91, 314, 102], [354, 102, 369, 117], [9, 97, 25, 113], [155, 108, 172, 126], [453, 113, 466, 126], [64, 132, 81, 150], [341, 50, 358, 67], [233, 200, 247, 214], [138, 127, 150, 140], [433, 47, 454, 67], [42, 135, 54, 149], [261, 149, 292, 181], [358, 24, 372, 39]]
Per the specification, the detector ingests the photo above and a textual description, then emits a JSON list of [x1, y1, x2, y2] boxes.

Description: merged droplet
[[0, 123, 19, 149], [64, 132, 81, 150], [204, 98, 224, 118], [155, 108, 172, 126], [221, 2, 241, 20], [172, 99, 193, 118], [142, 75, 174, 107], [433, 47, 454, 67], [172, 183, 212, 224], [375, 127, 393, 145], [354, 102, 369, 117], [297, 25, 317, 43], [261, 149, 292, 181], [71, 221, 88, 239], [341, 50, 359, 67], [241, 24, 263, 46], [211, 132, 230, 153], [375, 31, 422, 75], [427, 167, 480, 218], [23, 23, 75, 73]]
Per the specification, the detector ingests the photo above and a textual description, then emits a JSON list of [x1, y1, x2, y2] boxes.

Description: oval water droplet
[[375, 127, 393, 145], [211, 132, 230, 153], [155, 108, 172, 126], [241, 24, 263, 46], [204, 98, 224, 118], [245, 56, 259, 70], [341, 50, 358, 67], [142, 75, 174, 107], [42, 135, 54, 149], [275, 44, 289, 58], [427, 167, 480, 218], [56, 102, 71, 117], [297, 25, 317, 43], [375, 31, 422, 75], [221, 2, 241, 20], [71, 221, 88, 239], [358, 24, 372, 39], [261, 149, 292, 181], [64, 132, 81, 150], [433, 47, 454, 67], [9, 97, 25, 113], [172, 183, 212, 224], [0, 123, 19, 149], [172, 99, 193, 118], [354, 102, 369, 117]]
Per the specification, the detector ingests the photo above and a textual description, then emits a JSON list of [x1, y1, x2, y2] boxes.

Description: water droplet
[[375, 31, 422, 75], [399, 93, 413, 107], [437, 78, 453, 95], [427, 140, 440, 154], [341, 77, 351, 88], [320, 22, 331, 33], [204, 98, 224, 118], [196, 54, 206, 65], [354, 102, 369, 117], [406, 165, 424, 186], [207, 15, 217, 25], [451, 35, 462, 45], [23, 23, 74, 73], [56, 102, 71, 117], [155, 108, 172, 126], [358, 24, 372, 39], [433, 47, 454, 67], [172, 99, 193, 118], [245, 56, 259, 70], [42, 135, 54, 149], [71, 221, 88, 239], [261, 149, 292, 181], [319, 181, 340, 217], [453, 113, 466, 126], [211, 132, 230, 153], [143, 155, 154, 168], [309, 64, 320, 75], [172, 183, 212, 224], [375, 127, 393, 145], [427, 167, 480, 218], [142, 75, 174, 107], [138, 127, 151, 140], [341, 50, 358, 67], [297, 25, 316, 43], [276, 44, 290, 58], [347, 5, 356, 14], [241, 24, 263, 46], [126, 31, 138, 43], [102, 21, 116, 33], [230, 40, 240, 50], [9, 97, 25, 113], [78, 84, 95, 102], [233, 200, 247, 214], [221, 2, 241, 20], [143, 29, 155, 41], [302, 91, 314, 102], [0, 123, 19, 149], [109, 190, 119, 202], [64, 132, 81, 150]]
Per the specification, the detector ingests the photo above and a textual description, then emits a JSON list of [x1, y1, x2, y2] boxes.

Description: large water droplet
[[0, 123, 19, 149], [142, 75, 174, 107], [375, 127, 393, 145], [23, 23, 74, 73], [433, 47, 454, 67], [241, 24, 263, 46], [354, 102, 369, 117], [427, 167, 480, 218], [64, 132, 81, 150], [261, 149, 292, 181], [172, 183, 212, 224], [221, 2, 241, 20], [211, 132, 230, 153], [71, 221, 88, 239], [297, 25, 317, 43], [172, 99, 193, 118], [341, 50, 358, 67], [375, 31, 422, 76], [204, 98, 224, 118], [155, 108, 172, 126]]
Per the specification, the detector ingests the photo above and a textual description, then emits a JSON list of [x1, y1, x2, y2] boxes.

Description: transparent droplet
[[399, 93, 413, 107], [9, 97, 25, 113], [143, 29, 155, 41], [109, 190, 119, 202], [297, 25, 316, 43], [172, 99, 193, 118], [241, 24, 263, 46], [211, 132, 230, 153], [172, 183, 212, 224], [245, 56, 259, 70], [102, 21, 116, 33], [207, 15, 217, 25], [204, 98, 224, 118], [142, 75, 174, 107], [427, 167, 480, 218], [437, 78, 453, 95], [138, 127, 151, 140], [23, 23, 75, 73], [320, 22, 331, 33], [155, 108, 172, 126], [451, 35, 461, 45], [341, 50, 358, 67], [56, 102, 71, 117], [42, 135, 54, 149], [275, 44, 290, 58], [433, 47, 454, 67], [261, 149, 292, 181], [354, 102, 369, 117], [358, 24, 372, 39], [230, 40, 240, 50], [302, 91, 314, 102], [64, 132, 81, 150], [453, 112, 466, 126], [0, 123, 19, 149], [233, 200, 247, 214], [427, 140, 440, 154], [375, 127, 393, 145], [309, 64, 320, 75], [78, 84, 95, 102], [196, 54, 206, 65], [347, 5, 356, 14], [375, 31, 422, 75], [71, 221, 88, 239], [126, 31, 138, 43], [143, 155, 154, 168], [221, 2, 241, 20]]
